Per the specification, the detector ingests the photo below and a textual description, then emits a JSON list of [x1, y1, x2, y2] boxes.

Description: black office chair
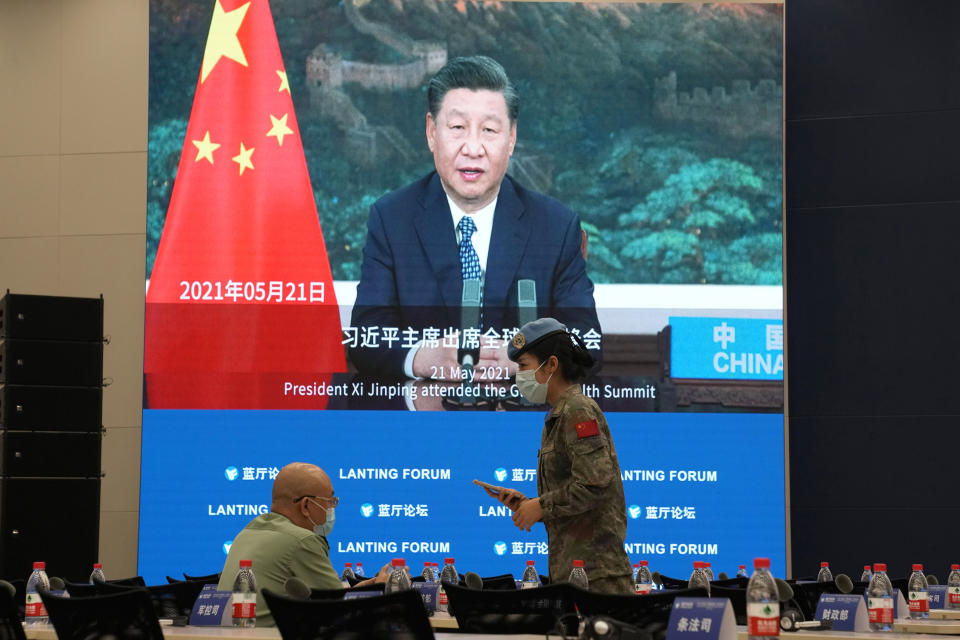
[[790, 581, 841, 621], [711, 576, 749, 589], [107, 577, 147, 588], [443, 582, 578, 635], [707, 586, 746, 624], [144, 581, 206, 619], [572, 586, 708, 628], [263, 587, 435, 640], [64, 580, 136, 597], [182, 572, 221, 584], [3, 580, 25, 623], [0, 584, 27, 640], [657, 574, 691, 590], [40, 588, 164, 640], [309, 583, 383, 600], [480, 574, 518, 591]]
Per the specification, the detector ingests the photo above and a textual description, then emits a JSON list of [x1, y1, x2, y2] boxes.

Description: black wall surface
[[787, 0, 960, 581]]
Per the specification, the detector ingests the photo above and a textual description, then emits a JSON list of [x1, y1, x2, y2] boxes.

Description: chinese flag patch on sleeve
[[575, 419, 600, 439]]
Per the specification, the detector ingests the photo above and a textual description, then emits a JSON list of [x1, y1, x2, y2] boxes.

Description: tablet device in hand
[[472, 478, 504, 494]]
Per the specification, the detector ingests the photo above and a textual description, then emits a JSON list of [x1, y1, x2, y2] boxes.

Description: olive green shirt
[[218, 512, 342, 626], [537, 385, 632, 589]]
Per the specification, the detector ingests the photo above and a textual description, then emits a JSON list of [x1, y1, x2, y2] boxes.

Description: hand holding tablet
[[473, 479, 526, 510]]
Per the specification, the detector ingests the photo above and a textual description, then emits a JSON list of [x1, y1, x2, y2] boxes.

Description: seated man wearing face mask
[[218, 462, 389, 626]]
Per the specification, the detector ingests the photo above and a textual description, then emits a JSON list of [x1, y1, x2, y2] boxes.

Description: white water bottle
[[747, 557, 779, 640], [817, 561, 833, 583], [340, 563, 356, 588], [949, 564, 960, 610], [231, 559, 257, 628], [422, 562, 435, 582], [688, 561, 711, 596], [737, 564, 748, 578], [25, 562, 50, 625], [908, 564, 929, 619], [635, 560, 653, 594], [861, 565, 873, 583], [384, 558, 411, 594], [704, 562, 715, 580], [867, 563, 894, 631], [354, 562, 365, 577], [89, 563, 106, 584], [568, 560, 589, 590], [437, 557, 457, 613], [522, 560, 540, 588]]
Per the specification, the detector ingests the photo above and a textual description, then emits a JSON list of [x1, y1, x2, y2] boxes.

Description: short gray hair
[[427, 55, 519, 122]]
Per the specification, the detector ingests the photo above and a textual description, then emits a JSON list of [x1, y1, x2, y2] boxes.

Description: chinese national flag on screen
[[145, 0, 346, 409]]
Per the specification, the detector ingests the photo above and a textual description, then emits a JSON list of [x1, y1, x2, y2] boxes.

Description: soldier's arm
[[538, 408, 616, 520]]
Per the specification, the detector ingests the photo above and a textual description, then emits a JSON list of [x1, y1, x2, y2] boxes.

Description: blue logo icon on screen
[[223, 540, 233, 554], [360, 503, 374, 518], [224, 466, 239, 481], [628, 505, 642, 519], [494, 541, 507, 556], [494, 468, 507, 482]]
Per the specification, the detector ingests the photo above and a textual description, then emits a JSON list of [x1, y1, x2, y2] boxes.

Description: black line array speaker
[[0, 292, 104, 582]]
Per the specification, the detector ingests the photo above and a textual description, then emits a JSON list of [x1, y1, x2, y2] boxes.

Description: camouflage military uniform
[[537, 384, 633, 594]]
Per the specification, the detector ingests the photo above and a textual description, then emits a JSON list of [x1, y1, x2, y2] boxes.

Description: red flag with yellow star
[[145, 0, 345, 408]]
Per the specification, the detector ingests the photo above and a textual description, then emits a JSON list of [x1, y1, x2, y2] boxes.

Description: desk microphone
[[717, 572, 729, 581], [928, 575, 939, 585], [459, 278, 482, 369], [0, 580, 14, 597], [517, 279, 537, 327], [284, 577, 311, 600], [463, 572, 483, 591], [774, 578, 794, 602], [835, 574, 854, 594], [49, 577, 65, 591], [447, 278, 482, 409]]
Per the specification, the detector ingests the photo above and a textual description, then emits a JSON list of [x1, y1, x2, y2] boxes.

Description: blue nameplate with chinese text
[[666, 597, 736, 640], [343, 589, 382, 600], [816, 593, 868, 631], [412, 581, 441, 611], [189, 584, 233, 626], [929, 585, 948, 609]]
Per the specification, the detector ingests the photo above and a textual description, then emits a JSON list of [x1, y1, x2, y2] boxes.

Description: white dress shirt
[[402, 196, 498, 382]]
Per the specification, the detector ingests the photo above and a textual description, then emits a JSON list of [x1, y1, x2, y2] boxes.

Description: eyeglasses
[[294, 494, 340, 508]]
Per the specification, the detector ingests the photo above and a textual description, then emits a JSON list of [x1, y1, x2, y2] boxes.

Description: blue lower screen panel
[[139, 410, 785, 582]]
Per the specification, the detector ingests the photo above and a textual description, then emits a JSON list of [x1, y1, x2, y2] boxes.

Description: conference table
[[21, 621, 960, 640], [20, 623, 539, 640], [932, 611, 960, 620], [896, 619, 960, 635]]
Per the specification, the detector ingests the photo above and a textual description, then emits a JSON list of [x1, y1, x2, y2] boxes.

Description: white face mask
[[306, 499, 335, 537], [515, 359, 553, 404]]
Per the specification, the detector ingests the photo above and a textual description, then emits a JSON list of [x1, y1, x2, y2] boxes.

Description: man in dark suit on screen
[[350, 56, 601, 381]]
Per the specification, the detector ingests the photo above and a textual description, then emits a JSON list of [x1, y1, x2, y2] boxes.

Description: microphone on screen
[[284, 577, 312, 599], [717, 572, 729, 581], [0, 580, 15, 597], [928, 575, 939, 585], [774, 578, 794, 602], [463, 572, 483, 591], [834, 574, 854, 594]]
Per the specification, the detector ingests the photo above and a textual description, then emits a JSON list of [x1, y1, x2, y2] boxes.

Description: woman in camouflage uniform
[[489, 317, 633, 594]]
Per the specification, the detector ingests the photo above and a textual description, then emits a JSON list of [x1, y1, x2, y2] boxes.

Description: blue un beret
[[508, 317, 568, 362]]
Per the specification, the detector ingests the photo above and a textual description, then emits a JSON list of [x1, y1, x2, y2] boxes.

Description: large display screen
[[141, 0, 785, 584]]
